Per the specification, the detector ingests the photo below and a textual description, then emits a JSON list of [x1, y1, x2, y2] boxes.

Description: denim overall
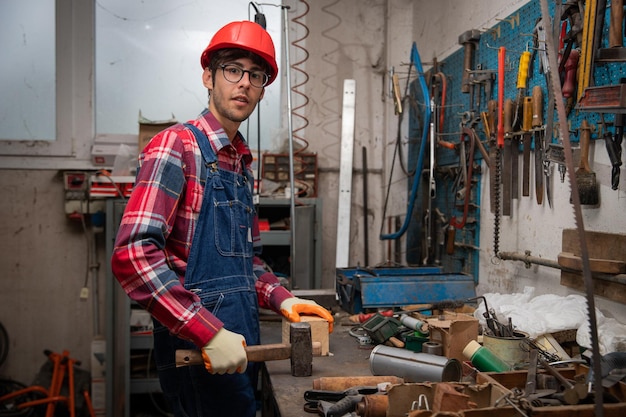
[[152, 123, 260, 417]]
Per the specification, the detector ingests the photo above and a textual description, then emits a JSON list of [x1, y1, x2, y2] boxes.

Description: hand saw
[[539, 1, 604, 415]]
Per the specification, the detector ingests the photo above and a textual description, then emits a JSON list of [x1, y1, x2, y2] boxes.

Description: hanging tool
[[562, 49, 580, 100], [470, 69, 496, 110], [539, 2, 605, 415], [502, 98, 514, 216], [513, 48, 532, 131], [606, 77, 625, 190], [424, 97, 438, 264], [577, 0, 597, 101], [521, 96, 533, 197], [493, 47, 506, 257], [458, 29, 482, 94], [449, 127, 477, 235], [380, 42, 430, 241], [532, 85, 547, 206], [606, 114, 623, 190], [536, 17, 561, 198], [610, 0, 624, 48], [484, 100, 498, 213], [511, 49, 531, 202], [573, 120, 599, 205]]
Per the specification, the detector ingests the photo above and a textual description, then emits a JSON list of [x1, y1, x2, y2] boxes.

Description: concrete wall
[[0, 0, 625, 386], [0, 170, 106, 382]]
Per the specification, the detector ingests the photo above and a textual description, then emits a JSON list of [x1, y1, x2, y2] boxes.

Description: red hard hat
[[200, 21, 278, 86]]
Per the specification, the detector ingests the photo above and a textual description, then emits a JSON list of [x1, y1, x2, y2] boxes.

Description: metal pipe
[[362, 146, 369, 266], [499, 250, 626, 285], [499, 251, 561, 269], [282, 5, 297, 286], [380, 42, 431, 240]]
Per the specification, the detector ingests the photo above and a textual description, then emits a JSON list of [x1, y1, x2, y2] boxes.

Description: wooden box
[[281, 316, 329, 356]]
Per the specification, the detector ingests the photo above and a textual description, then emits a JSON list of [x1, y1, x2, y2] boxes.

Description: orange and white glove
[[201, 328, 247, 374], [279, 297, 334, 333]]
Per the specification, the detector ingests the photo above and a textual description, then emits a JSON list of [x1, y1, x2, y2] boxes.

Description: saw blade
[[539, 1, 604, 415]]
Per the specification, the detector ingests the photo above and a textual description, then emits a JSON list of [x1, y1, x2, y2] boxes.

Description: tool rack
[[406, 0, 626, 278]]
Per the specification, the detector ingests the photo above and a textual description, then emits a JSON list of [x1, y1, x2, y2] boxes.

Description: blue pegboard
[[406, 0, 626, 278]]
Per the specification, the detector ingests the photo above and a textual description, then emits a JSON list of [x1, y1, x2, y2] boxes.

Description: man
[[111, 20, 333, 417]]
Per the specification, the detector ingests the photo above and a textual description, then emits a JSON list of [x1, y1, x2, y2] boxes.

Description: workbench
[[259, 319, 374, 417]]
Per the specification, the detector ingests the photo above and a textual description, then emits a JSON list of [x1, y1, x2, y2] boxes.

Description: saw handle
[[516, 51, 531, 90], [503, 99, 514, 135], [522, 96, 533, 132], [562, 49, 579, 99], [579, 120, 592, 172], [610, 0, 624, 48]]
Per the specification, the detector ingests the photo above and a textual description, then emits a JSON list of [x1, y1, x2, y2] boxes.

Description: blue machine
[[336, 266, 476, 314]]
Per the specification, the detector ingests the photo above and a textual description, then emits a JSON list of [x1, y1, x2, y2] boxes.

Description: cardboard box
[[281, 316, 329, 356], [462, 403, 626, 417], [138, 112, 177, 152], [386, 382, 508, 417], [424, 312, 479, 362], [477, 364, 626, 403], [91, 134, 138, 167]]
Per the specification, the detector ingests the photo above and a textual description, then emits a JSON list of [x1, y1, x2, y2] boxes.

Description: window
[[96, 0, 282, 150], [0, 0, 282, 168], [0, 0, 55, 141]]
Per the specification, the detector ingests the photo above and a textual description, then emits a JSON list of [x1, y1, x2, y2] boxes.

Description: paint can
[[482, 331, 529, 369]]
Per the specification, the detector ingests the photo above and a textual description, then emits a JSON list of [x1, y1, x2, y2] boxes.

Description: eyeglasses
[[219, 64, 269, 88]]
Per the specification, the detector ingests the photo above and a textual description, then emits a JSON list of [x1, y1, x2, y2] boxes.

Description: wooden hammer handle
[[175, 342, 322, 367]]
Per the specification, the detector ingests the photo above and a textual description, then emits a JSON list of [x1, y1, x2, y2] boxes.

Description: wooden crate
[[261, 153, 318, 197]]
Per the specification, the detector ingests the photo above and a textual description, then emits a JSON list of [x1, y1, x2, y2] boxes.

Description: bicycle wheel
[[0, 379, 36, 417]]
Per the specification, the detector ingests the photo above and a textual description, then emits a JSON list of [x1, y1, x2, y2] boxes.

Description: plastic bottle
[[399, 314, 429, 337], [462, 340, 510, 372]]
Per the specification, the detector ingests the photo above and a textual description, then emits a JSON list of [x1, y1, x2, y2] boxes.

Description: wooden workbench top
[[259, 319, 375, 416]]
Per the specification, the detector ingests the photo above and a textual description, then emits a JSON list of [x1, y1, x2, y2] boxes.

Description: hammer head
[[290, 321, 313, 377], [458, 29, 481, 45]]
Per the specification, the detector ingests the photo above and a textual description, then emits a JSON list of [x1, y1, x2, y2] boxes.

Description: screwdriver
[[532, 85, 546, 205], [522, 96, 533, 197], [512, 50, 531, 130]]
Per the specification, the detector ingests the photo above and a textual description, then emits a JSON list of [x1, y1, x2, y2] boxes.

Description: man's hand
[[280, 297, 334, 332], [201, 328, 247, 374]]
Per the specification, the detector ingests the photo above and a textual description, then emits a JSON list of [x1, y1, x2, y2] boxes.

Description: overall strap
[[184, 122, 217, 167]]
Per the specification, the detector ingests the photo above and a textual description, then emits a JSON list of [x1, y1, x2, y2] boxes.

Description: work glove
[[280, 297, 334, 333], [201, 328, 247, 375]]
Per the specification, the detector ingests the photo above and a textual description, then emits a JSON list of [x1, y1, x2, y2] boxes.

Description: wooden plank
[[558, 252, 626, 274], [560, 229, 626, 304]]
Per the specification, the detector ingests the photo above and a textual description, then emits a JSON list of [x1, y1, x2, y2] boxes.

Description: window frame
[[0, 0, 95, 169]]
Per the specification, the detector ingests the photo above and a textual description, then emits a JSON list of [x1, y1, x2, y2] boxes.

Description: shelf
[[256, 198, 322, 289], [260, 230, 290, 246]]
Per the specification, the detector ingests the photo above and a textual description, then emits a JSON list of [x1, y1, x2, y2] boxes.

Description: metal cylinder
[[482, 331, 529, 369], [369, 345, 462, 382], [399, 314, 427, 335], [355, 394, 388, 417], [421, 341, 443, 356]]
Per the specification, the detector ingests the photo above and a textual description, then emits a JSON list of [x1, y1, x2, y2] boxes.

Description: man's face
[[203, 57, 266, 132]]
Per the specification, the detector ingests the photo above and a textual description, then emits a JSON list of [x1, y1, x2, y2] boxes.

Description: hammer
[[458, 29, 481, 94], [175, 322, 316, 377]]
